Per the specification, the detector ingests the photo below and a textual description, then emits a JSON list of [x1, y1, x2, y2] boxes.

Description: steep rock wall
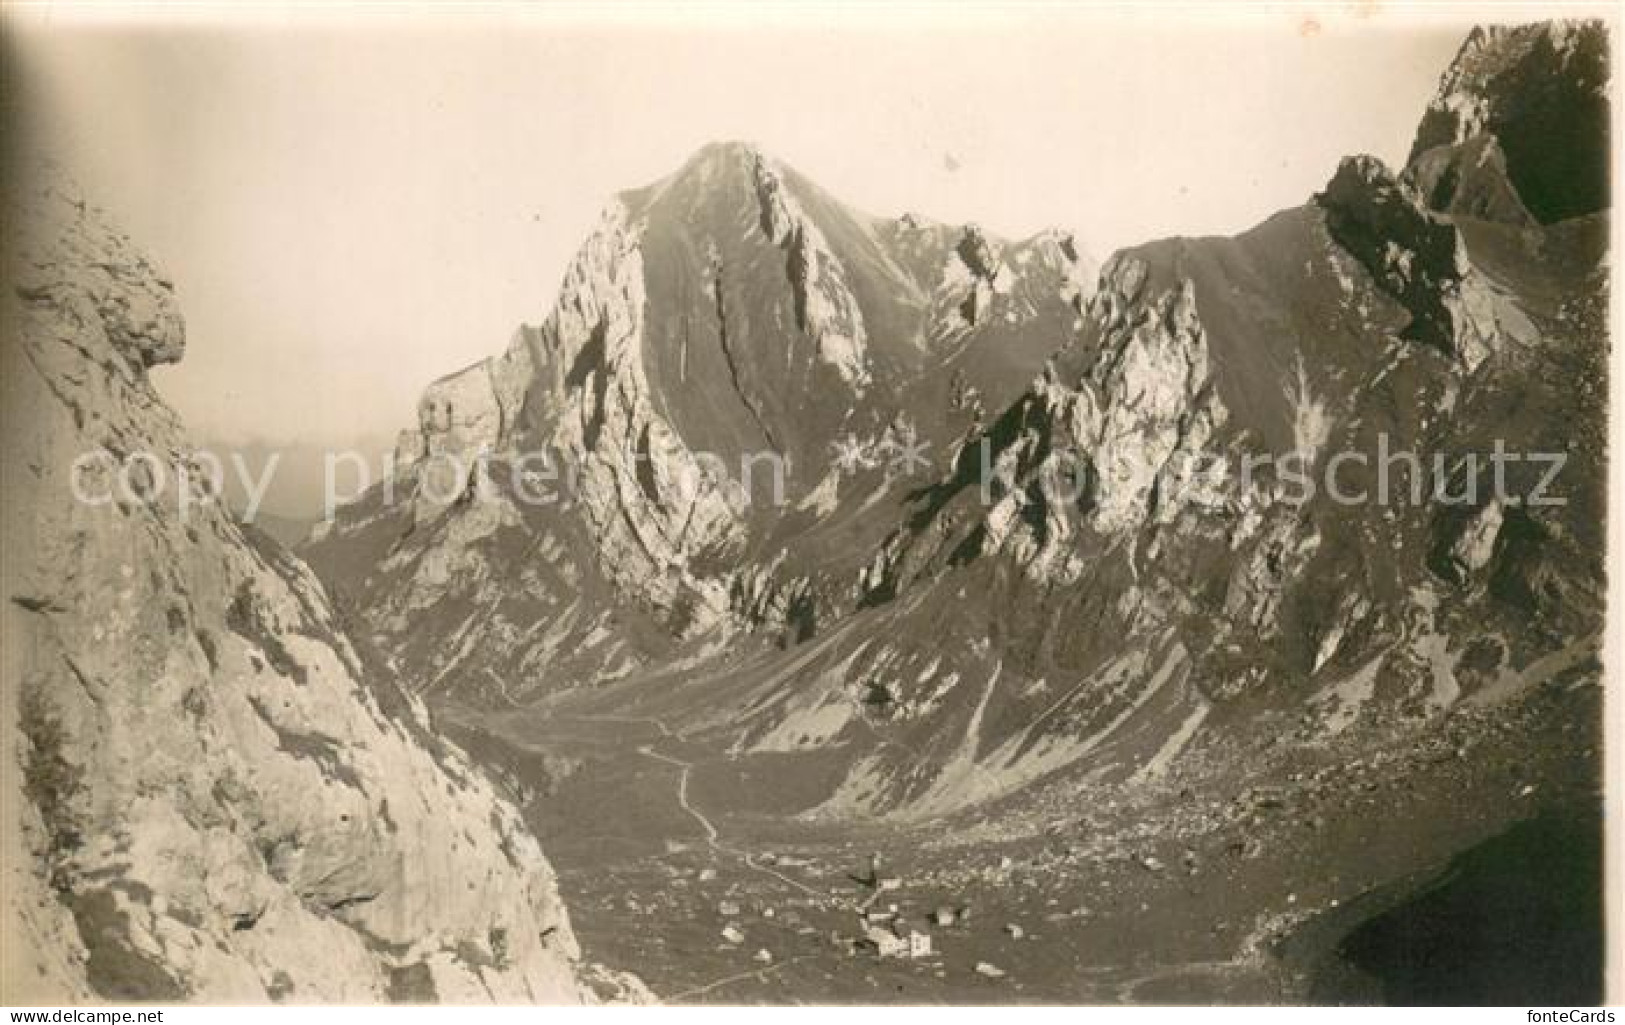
[[0, 174, 642, 1004]]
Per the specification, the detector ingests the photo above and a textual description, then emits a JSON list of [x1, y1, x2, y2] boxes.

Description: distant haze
[[8, 4, 1572, 452]]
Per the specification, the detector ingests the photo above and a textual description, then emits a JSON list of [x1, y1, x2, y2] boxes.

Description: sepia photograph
[[0, 1, 1616, 1012]]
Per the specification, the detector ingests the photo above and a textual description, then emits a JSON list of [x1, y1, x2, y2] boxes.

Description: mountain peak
[[622, 139, 793, 219], [656, 139, 776, 191], [693, 137, 767, 161], [686, 137, 768, 169]]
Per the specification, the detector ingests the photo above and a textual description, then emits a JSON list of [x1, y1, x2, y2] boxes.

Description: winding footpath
[[554, 710, 829, 999], [556, 711, 820, 894], [665, 953, 817, 1002], [638, 746, 720, 843], [636, 744, 821, 897]]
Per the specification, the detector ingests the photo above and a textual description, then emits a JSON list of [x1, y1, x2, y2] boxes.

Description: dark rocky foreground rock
[[0, 172, 648, 1004]]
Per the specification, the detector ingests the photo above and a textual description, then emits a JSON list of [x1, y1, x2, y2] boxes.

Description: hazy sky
[[8, 4, 1560, 448]]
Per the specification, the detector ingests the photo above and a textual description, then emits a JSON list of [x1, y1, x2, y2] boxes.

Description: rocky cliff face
[[1, 173, 646, 1004]]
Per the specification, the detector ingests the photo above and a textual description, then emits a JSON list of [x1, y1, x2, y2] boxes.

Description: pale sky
[[8, 4, 1568, 449]]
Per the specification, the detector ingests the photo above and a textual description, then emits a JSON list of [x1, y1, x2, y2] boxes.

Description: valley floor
[[439, 670, 1603, 1005]]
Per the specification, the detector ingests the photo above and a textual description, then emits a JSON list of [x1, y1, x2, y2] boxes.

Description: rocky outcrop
[[1409, 19, 1609, 224], [533, 200, 744, 634], [951, 225, 1002, 326], [392, 327, 539, 526], [908, 251, 1228, 590], [1, 175, 642, 1003], [750, 150, 871, 387], [1447, 498, 1506, 580], [1404, 134, 1535, 227], [1071, 259, 1227, 533], [955, 224, 1000, 282], [1318, 155, 1534, 371], [7, 190, 187, 370], [1318, 156, 1473, 356]]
